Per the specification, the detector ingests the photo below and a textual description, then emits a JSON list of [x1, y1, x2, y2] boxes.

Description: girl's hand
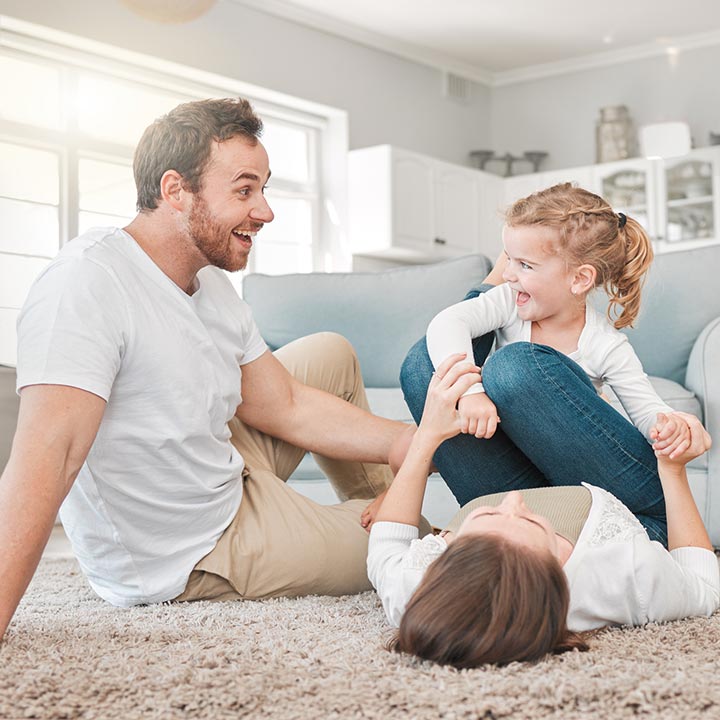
[[652, 412, 711, 463], [457, 393, 500, 439], [651, 412, 690, 459], [418, 354, 481, 445]]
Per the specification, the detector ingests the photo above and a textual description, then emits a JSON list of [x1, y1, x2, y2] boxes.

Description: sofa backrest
[[621, 244, 720, 384], [244, 244, 720, 388], [243, 254, 492, 388]]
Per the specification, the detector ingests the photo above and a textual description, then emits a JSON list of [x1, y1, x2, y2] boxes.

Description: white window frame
[[0, 14, 350, 272]]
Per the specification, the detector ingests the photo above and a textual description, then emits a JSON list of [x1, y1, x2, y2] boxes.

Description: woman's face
[[454, 491, 561, 559]]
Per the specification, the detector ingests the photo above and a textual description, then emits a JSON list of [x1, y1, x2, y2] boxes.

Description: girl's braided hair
[[505, 183, 653, 329]]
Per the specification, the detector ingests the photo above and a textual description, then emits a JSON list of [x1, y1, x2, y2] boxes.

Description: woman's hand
[[654, 412, 711, 465], [651, 411, 692, 460], [417, 353, 482, 446], [371, 353, 481, 529]]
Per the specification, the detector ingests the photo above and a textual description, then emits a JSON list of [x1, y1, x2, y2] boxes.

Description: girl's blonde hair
[[505, 183, 653, 329]]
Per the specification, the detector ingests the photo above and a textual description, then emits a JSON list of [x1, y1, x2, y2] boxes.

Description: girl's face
[[455, 491, 561, 560], [501, 224, 578, 323]]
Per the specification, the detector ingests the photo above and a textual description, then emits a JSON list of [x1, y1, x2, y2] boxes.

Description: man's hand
[[457, 393, 500, 439], [650, 412, 693, 460]]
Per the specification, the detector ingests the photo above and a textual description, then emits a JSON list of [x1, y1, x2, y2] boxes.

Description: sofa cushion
[[621, 244, 720, 385], [242, 254, 492, 388], [602, 376, 705, 470]]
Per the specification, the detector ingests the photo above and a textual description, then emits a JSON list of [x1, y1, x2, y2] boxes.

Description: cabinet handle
[[434, 237, 447, 245]]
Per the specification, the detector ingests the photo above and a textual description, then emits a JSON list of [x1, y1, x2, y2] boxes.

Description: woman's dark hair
[[133, 97, 263, 212], [389, 534, 588, 669]]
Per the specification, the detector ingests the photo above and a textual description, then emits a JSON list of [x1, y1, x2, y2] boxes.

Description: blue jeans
[[400, 285, 667, 545]]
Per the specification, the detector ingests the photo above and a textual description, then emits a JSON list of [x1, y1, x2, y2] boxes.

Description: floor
[[44, 524, 73, 559]]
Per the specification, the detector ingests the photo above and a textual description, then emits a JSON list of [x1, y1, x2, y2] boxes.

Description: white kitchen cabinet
[[593, 147, 720, 252], [433, 160, 480, 255], [349, 145, 720, 264], [656, 147, 720, 250], [592, 158, 658, 241], [348, 145, 502, 262], [503, 166, 595, 210]]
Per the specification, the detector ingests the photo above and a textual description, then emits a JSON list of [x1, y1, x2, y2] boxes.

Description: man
[[0, 97, 405, 639]]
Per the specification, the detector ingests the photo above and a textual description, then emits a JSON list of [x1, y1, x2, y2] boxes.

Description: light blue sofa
[[243, 246, 720, 542]]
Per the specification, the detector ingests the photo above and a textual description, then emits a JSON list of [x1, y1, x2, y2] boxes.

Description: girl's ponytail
[[605, 215, 653, 329]]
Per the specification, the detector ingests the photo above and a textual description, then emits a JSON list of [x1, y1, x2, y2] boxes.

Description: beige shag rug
[[2, 557, 720, 720]]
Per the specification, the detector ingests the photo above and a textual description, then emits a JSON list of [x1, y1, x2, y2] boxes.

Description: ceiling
[[234, 0, 720, 84]]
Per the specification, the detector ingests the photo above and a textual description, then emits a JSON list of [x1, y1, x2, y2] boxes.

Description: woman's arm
[[373, 353, 481, 528], [655, 411, 713, 551]]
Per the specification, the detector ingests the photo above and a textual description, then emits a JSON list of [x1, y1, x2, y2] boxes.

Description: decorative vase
[[596, 106, 636, 163]]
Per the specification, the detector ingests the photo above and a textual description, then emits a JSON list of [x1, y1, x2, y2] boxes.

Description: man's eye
[[238, 188, 251, 196]]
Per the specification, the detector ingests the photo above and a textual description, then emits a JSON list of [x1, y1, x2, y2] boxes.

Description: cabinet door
[[541, 166, 595, 192], [477, 172, 505, 258], [392, 153, 434, 253], [592, 159, 659, 241], [658, 147, 720, 248], [434, 165, 479, 256], [504, 173, 545, 208]]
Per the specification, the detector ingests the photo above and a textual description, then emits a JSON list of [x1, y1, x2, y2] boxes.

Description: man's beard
[[186, 194, 249, 273]]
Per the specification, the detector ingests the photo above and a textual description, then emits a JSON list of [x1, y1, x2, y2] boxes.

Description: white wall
[[0, 0, 491, 166], [490, 45, 719, 171], [3, 1, 717, 176]]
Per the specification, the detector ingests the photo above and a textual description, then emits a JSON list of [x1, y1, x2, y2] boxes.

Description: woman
[[367, 352, 717, 668]]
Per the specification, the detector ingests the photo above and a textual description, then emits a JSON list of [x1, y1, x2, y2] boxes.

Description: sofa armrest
[[685, 316, 720, 541]]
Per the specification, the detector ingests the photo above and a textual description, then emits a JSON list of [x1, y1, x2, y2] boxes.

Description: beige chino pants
[[176, 332, 394, 602]]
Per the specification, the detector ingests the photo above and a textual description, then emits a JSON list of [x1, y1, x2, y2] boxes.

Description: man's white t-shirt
[[16, 227, 268, 606]]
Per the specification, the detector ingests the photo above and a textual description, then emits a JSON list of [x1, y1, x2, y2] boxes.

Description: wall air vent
[[443, 72, 471, 103]]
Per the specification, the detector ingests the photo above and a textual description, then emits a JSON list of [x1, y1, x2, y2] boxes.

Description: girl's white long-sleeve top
[[425, 284, 672, 441], [367, 484, 720, 632]]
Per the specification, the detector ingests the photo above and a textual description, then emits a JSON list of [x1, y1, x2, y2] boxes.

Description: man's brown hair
[[133, 97, 263, 212], [390, 534, 588, 668]]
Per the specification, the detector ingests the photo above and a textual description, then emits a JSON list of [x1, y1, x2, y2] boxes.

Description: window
[[0, 17, 347, 366]]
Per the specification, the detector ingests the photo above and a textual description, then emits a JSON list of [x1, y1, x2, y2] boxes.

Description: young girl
[[426, 182, 687, 450], [367, 353, 718, 669], [362, 183, 691, 535]]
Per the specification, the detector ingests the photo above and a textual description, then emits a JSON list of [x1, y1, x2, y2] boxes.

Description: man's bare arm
[[0, 385, 105, 640], [235, 351, 405, 464]]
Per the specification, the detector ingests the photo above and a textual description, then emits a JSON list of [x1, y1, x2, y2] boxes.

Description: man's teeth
[[233, 230, 257, 238]]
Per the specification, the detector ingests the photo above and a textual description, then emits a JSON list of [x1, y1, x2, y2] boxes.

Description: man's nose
[[251, 196, 274, 223]]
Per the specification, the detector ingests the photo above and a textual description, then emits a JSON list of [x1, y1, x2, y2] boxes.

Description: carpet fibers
[[2, 557, 720, 719]]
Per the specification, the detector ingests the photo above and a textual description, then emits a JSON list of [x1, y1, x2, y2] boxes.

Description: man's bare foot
[[361, 490, 388, 532]]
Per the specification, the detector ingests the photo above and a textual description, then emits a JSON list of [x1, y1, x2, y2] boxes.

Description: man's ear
[[571, 264, 597, 296], [159, 170, 187, 211]]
